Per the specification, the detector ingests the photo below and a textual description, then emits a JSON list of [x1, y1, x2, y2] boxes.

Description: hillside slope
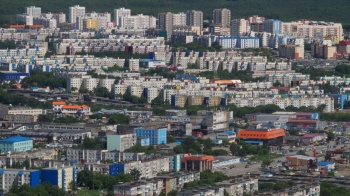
[[1, 0, 349, 24]]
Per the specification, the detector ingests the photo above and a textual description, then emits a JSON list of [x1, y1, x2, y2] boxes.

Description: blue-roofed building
[[109, 163, 125, 176], [0, 169, 40, 192], [0, 136, 33, 153], [134, 127, 167, 145]]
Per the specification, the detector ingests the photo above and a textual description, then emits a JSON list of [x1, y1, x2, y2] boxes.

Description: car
[[245, 165, 250, 168]]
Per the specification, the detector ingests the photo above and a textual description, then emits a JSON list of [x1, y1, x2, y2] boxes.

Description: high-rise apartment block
[[186, 10, 203, 33], [231, 19, 250, 36], [279, 45, 305, 59], [25, 6, 41, 17], [263, 19, 282, 34], [172, 12, 187, 26], [114, 7, 131, 27], [213, 8, 231, 28], [69, 5, 86, 24], [158, 12, 173, 39]]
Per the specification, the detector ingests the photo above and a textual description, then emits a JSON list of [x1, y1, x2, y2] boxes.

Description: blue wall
[[41, 170, 59, 186], [134, 127, 167, 145], [109, 164, 125, 176], [30, 170, 40, 187]]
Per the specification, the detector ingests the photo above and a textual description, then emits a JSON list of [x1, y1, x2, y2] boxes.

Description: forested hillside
[[1, 0, 349, 25]]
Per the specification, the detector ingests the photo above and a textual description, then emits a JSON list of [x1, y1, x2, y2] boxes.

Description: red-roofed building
[[182, 154, 214, 171], [52, 101, 91, 115]]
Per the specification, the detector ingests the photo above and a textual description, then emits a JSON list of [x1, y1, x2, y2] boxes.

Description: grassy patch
[[77, 188, 100, 196], [249, 154, 284, 162]]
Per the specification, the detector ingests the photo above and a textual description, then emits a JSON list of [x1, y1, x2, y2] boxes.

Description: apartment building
[[263, 19, 282, 34], [279, 44, 305, 59], [172, 12, 186, 26], [69, 5, 86, 24], [158, 12, 173, 39], [128, 58, 140, 72], [134, 127, 167, 145], [227, 96, 334, 112], [177, 186, 224, 196], [213, 8, 231, 28], [25, 6, 41, 17], [216, 176, 259, 196], [231, 19, 250, 36], [281, 20, 343, 43], [0, 168, 40, 192], [113, 179, 163, 196], [110, 156, 170, 179], [311, 42, 337, 59], [186, 10, 203, 33], [66, 149, 107, 164], [121, 14, 156, 29], [41, 165, 76, 191], [0, 106, 44, 116], [114, 7, 131, 27], [107, 133, 136, 152], [156, 171, 200, 195]]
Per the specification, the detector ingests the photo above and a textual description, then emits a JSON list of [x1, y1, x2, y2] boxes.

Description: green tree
[[130, 168, 141, 180], [37, 114, 53, 123], [108, 113, 130, 124]]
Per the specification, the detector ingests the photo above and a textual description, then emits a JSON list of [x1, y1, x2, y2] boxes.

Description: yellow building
[[83, 18, 98, 30]]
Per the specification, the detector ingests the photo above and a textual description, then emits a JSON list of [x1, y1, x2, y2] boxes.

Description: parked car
[[245, 165, 249, 168]]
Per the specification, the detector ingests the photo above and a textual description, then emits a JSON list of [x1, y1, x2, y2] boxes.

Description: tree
[[325, 153, 332, 161], [70, 87, 78, 93], [297, 150, 307, 155], [37, 114, 53, 123], [130, 168, 141, 180], [108, 113, 130, 124], [261, 159, 272, 168]]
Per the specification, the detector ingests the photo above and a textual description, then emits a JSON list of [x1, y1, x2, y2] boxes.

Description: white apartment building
[[265, 73, 310, 86], [0, 169, 39, 192], [112, 84, 128, 96], [121, 14, 156, 29], [144, 87, 161, 103], [128, 58, 140, 72], [99, 78, 115, 92], [114, 7, 131, 27], [82, 78, 100, 91], [66, 149, 107, 164], [69, 5, 86, 24], [114, 179, 163, 196], [67, 77, 84, 92], [228, 96, 334, 112], [129, 86, 144, 97], [172, 12, 187, 26], [26, 6, 41, 17]]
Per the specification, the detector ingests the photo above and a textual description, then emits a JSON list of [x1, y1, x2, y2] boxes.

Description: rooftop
[[0, 136, 32, 143]]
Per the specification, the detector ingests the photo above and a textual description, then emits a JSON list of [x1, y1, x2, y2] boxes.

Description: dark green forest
[[1, 0, 350, 26]]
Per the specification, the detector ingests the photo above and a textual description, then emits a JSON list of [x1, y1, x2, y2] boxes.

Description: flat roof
[[0, 136, 32, 143]]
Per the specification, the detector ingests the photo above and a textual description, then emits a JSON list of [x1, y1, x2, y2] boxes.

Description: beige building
[[158, 12, 173, 39], [279, 45, 304, 59], [186, 10, 203, 34], [213, 8, 231, 28], [281, 20, 343, 43], [231, 19, 250, 36], [311, 43, 337, 59]]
